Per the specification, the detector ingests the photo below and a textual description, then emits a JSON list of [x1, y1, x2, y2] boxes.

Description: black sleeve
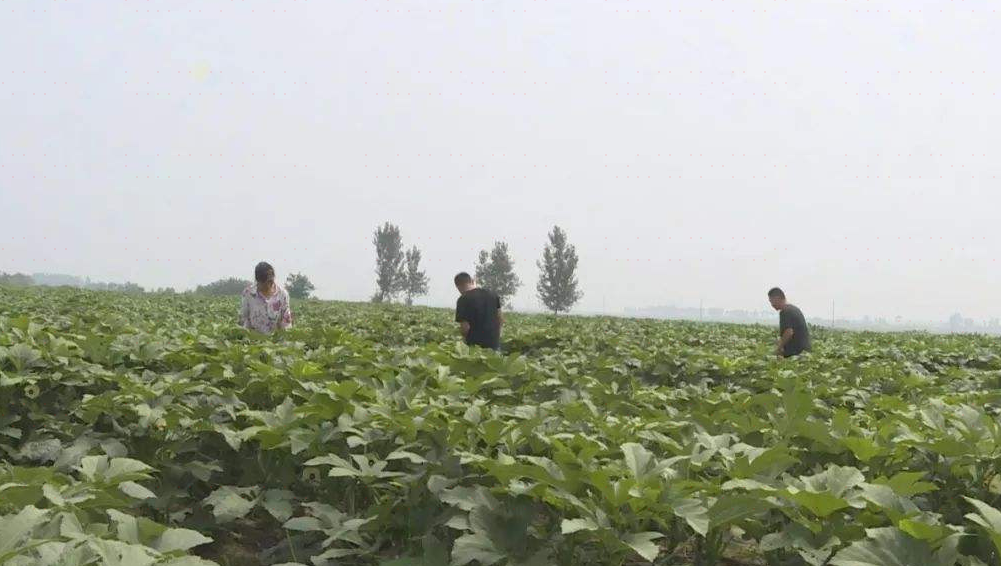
[[455, 297, 470, 322], [795, 310, 808, 333], [779, 309, 789, 332], [496, 294, 502, 309]]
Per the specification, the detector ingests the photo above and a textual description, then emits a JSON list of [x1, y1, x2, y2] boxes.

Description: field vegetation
[[3, 287, 1001, 566]]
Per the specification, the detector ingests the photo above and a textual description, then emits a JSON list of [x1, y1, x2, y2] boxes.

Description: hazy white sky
[[2, 0, 999, 321]]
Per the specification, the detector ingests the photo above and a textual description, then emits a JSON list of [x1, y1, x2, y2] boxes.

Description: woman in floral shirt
[[239, 261, 293, 334]]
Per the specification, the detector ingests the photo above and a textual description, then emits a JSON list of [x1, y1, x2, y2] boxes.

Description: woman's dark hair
[[255, 261, 275, 283]]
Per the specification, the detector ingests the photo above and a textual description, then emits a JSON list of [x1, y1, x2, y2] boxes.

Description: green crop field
[[4, 286, 1001, 566]]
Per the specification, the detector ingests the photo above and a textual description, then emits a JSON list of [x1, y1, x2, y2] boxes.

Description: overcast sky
[[2, 0, 999, 321]]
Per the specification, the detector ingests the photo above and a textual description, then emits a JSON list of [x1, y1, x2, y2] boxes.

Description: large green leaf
[[203, 486, 259, 522], [785, 491, 852, 518], [450, 533, 505, 566], [830, 527, 958, 566], [622, 532, 664, 562], [0, 506, 48, 554], [560, 518, 600, 535], [5, 344, 42, 372], [841, 437, 883, 463], [872, 472, 937, 497], [964, 496, 1001, 553], [709, 494, 774, 528], [262, 489, 295, 522], [671, 498, 710, 536], [621, 443, 654, 480], [88, 539, 159, 566], [156, 528, 214, 553], [799, 466, 865, 497]]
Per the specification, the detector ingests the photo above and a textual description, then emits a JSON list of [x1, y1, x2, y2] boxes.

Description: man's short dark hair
[[767, 287, 785, 299], [454, 272, 472, 286], [255, 261, 275, 283]]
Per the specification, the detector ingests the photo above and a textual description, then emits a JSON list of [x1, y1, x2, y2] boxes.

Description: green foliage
[[3, 285, 1001, 566], [285, 273, 316, 300], [194, 277, 250, 296], [475, 242, 521, 308], [0, 272, 36, 287], [403, 246, 429, 306], [1, 273, 146, 293], [372, 222, 406, 303], [536, 226, 581, 314]]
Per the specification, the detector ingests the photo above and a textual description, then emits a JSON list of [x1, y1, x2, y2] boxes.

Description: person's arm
[[775, 309, 793, 355], [278, 292, 293, 330], [455, 298, 471, 339], [776, 328, 794, 356], [496, 295, 503, 331], [239, 293, 251, 329]]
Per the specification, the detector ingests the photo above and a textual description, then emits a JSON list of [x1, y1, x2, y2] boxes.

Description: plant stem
[[286, 528, 298, 563]]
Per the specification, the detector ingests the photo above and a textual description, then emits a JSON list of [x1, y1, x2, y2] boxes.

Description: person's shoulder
[[241, 284, 255, 297], [276, 285, 290, 300]]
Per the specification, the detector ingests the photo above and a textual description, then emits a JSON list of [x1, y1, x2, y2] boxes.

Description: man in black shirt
[[768, 287, 811, 358], [454, 272, 503, 351]]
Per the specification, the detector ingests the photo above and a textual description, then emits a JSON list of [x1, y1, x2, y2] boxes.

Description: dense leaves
[[3, 286, 1001, 565]]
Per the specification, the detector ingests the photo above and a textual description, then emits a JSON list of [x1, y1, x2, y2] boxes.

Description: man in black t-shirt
[[768, 287, 811, 358], [454, 272, 503, 351]]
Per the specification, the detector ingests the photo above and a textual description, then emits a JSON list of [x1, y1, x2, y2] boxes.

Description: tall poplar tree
[[475, 241, 521, 307], [403, 246, 429, 306], [372, 222, 405, 303], [536, 226, 581, 314]]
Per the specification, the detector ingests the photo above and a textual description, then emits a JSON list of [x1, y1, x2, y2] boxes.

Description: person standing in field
[[768, 287, 810, 358], [239, 261, 293, 334], [454, 272, 503, 351]]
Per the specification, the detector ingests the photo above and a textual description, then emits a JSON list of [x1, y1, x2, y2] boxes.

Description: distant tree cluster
[[0, 272, 145, 294], [6, 224, 586, 314], [194, 278, 251, 296], [192, 273, 316, 299], [32, 273, 83, 286], [371, 223, 582, 314], [88, 281, 145, 294], [285, 273, 316, 300], [476, 242, 522, 307], [0, 272, 34, 287], [2, 270, 319, 299], [470, 226, 580, 314], [371, 222, 428, 305]]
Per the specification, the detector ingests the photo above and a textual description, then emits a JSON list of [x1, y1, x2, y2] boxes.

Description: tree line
[[371, 222, 581, 313], [0, 272, 317, 300], [192, 273, 316, 299], [2, 223, 583, 313], [0, 272, 146, 294]]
